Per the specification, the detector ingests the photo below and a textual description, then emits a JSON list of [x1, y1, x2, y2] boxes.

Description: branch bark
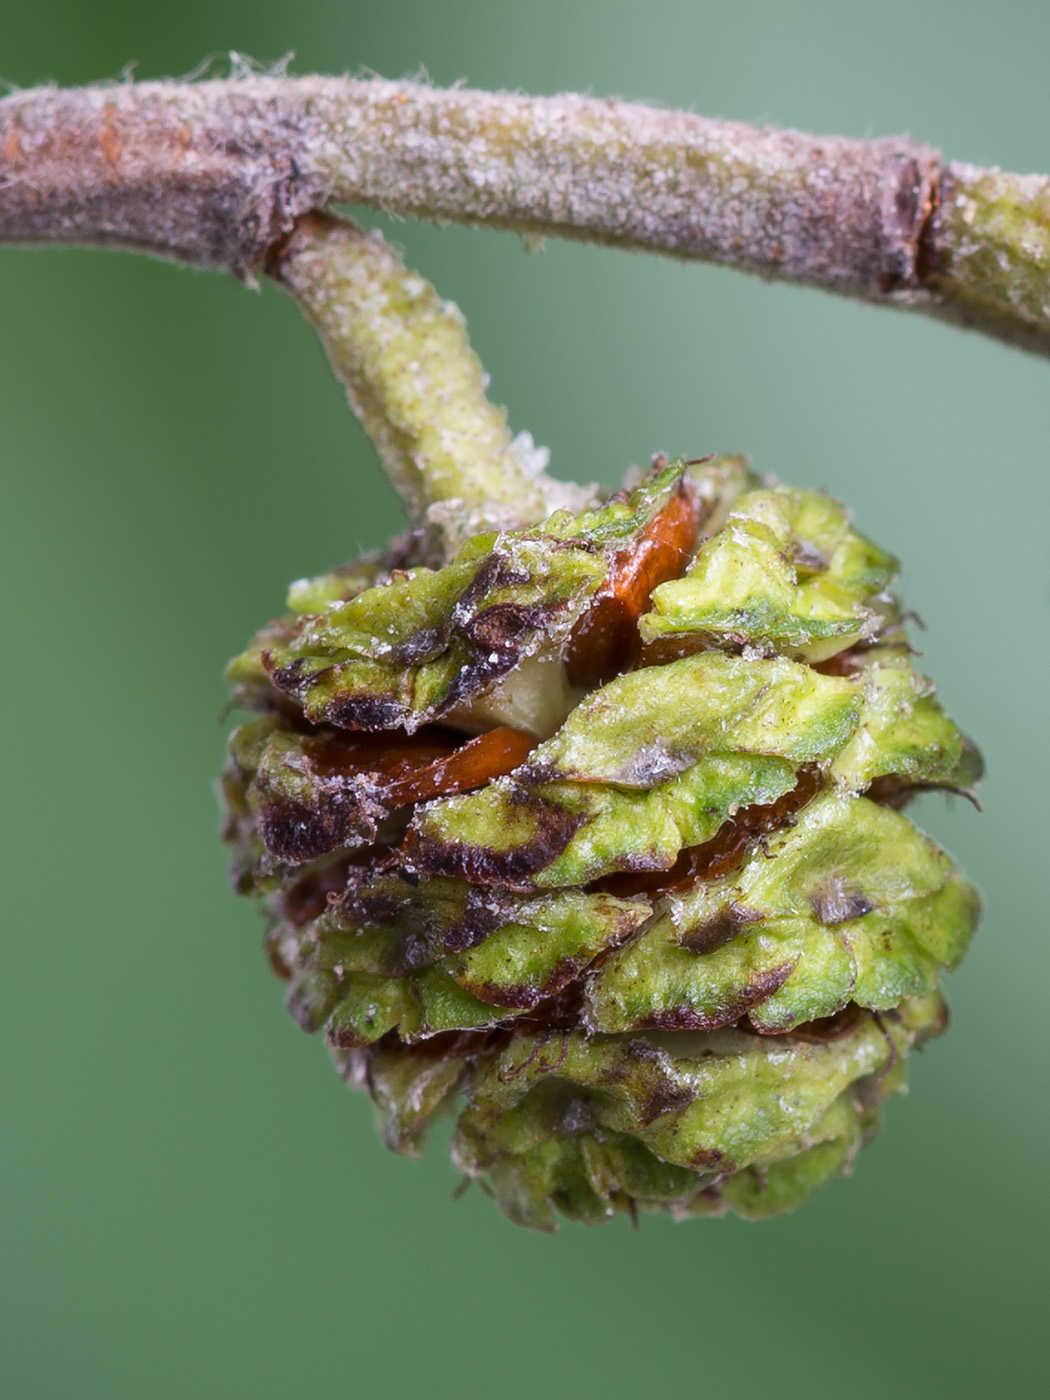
[[0, 74, 1047, 356]]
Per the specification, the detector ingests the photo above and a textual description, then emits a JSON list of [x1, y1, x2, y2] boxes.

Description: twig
[[0, 75, 1047, 356]]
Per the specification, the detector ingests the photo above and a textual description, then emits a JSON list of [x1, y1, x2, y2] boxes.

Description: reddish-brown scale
[[634, 632, 719, 670], [864, 774, 919, 810], [264, 930, 294, 981], [514, 979, 589, 1034], [598, 765, 823, 899], [566, 478, 701, 687], [384, 726, 538, 806], [278, 856, 358, 926], [257, 727, 537, 868], [372, 1027, 499, 1062], [774, 1004, 864, 1042], [812, 648, 867, 678], [307, 725, 537, 808], [307, 727, 457, 781]]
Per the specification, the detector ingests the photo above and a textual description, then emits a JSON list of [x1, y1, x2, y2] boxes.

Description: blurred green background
[[2, 3, 1047, 1396]]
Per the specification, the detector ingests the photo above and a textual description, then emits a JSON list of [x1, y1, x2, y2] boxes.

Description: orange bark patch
[[99, 104, 124, 179], [2, 122, 22, 164]]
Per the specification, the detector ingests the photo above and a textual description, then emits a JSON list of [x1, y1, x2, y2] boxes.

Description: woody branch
[[0, 74, 1047, 358]]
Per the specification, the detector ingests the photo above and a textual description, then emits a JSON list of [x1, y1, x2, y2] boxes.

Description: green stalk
[[270, 213, 574, 551], [929, 166, 1050, 355]]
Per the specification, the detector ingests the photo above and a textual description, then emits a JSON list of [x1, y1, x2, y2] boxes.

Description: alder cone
[[221, 456, 981, 1230]]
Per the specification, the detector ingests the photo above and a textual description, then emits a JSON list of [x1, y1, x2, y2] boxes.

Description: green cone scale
[[222, 455, 981, 1230]]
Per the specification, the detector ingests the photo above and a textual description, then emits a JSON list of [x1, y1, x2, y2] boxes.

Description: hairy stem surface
[[271, 212, 565, 542], [0, 75, 1047, 356]]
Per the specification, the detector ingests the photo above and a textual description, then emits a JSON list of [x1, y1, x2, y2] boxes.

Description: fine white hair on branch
[[0, 74, 1047, 356]]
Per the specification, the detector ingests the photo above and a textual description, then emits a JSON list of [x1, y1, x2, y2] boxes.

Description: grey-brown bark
[[0, 75, 1047, 356]]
